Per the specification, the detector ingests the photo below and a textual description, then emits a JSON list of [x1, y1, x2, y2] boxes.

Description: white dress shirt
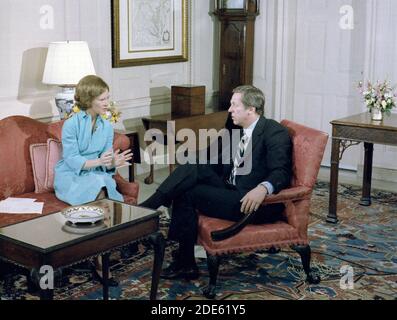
[[240, 117, 274, 195]]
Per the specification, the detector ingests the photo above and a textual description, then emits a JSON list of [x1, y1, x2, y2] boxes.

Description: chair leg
[[291, 245, 321, 284], [202, 254, 220, 299]]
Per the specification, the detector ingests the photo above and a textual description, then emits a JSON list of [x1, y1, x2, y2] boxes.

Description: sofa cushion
[[29, 143, 48, 193], [45, 139, 62, 191]]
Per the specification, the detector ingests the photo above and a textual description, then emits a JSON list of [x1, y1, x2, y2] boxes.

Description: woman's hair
[[74, 75, 109, 110], [232, 85, 265, 116]]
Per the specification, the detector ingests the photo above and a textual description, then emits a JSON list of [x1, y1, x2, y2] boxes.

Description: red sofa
[[0, 115, 139, 228]]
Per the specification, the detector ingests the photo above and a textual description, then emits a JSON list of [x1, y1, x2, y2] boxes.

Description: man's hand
[[240, 185, 268, 214]]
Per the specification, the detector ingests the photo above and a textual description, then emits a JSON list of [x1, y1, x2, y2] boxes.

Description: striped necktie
[[228, 133, 248, 185]]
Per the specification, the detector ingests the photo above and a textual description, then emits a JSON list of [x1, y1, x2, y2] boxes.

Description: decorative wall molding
[[362, 0, 377, 95], [272, 0, 297, 121]]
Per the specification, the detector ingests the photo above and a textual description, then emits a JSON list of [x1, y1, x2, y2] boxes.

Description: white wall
[[0, 0, 218, 125], [360, 0, 397, 174], [267, 0, 397, 180], [1, 0, 396, 178]]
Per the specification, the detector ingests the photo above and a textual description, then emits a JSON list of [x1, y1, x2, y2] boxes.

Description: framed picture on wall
[[112, 0, 189, 67]]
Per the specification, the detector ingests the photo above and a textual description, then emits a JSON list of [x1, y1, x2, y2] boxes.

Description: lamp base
[[55, 87, 75, 119]]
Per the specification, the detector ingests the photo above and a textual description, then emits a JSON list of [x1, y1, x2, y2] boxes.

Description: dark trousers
[[157, 164, 285, 245]]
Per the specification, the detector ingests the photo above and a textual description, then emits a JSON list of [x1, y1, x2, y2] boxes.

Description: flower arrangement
[[66, 101, 121, 123], [358, 80, 397, 116]]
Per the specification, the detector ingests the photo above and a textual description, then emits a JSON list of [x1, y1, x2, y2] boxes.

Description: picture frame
[[112, 0, 189, 67]]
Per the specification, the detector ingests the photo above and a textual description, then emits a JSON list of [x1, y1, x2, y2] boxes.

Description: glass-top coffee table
[[0, 199, 165, 300]]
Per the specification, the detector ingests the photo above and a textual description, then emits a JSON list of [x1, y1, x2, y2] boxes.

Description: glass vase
[[371, 107, 383, 121]]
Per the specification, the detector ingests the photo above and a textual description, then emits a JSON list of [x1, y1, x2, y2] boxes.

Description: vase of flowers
[[66, 101, 121, 123], [358, 80, 397, 121]]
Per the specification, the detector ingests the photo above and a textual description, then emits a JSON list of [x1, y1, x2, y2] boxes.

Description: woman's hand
[[113, 149, 133, 168], [99, 149, 114, 167], [83, 149, 114, 170]]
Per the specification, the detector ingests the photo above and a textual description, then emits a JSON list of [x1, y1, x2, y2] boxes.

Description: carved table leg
[[144, 141, 155, 184], [30, 268, 54, 301], [148, 232, 165, 300], [359, 142, 373, 206], [101, 253, 110, 300], [327, 138, 341, 224], [40, 288, 54, 300]]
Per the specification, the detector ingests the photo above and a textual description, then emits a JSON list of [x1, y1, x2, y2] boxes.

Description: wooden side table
[[327, 112, 397, 223], [141, 109, 229, 184]]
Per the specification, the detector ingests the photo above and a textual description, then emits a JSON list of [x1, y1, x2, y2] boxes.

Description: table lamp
[[42, 41, 96, 119]]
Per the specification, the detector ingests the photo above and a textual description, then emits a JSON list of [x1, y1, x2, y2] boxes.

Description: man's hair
[[233, 85, 265, 116], [74, 75, 109, 110]]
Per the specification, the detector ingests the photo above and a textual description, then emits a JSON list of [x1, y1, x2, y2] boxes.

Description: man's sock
[[140, 191, 169, 209]]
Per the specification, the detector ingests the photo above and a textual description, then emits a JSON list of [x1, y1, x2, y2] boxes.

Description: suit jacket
[[222, 116, 292, 196]]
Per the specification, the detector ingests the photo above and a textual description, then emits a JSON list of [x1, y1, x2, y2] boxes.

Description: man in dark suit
[[140, 85, 292, 280]]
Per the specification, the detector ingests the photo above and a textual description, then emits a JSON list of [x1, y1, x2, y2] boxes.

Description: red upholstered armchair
[[197, 120, 329, 299]]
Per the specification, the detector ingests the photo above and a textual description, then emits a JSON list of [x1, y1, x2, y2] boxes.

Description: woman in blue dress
[[54, 75, 132, 205], [54, 75, 132, 286]]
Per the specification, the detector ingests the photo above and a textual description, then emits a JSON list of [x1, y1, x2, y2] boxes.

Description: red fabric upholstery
[[0, 116, 49, 198], [45, 138, 63, 191], [0, 192, 69, 228], [198, 216, 304, 255], [197, 120, 328, 256], [29, 142, 49, 193], [0, 116, 139, 228]]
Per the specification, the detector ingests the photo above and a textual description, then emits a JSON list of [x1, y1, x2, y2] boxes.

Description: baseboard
[[357, 165, 397, 183]]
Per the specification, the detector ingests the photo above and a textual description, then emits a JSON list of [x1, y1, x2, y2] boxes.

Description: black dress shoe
[[161, 260, 199, 280], [93, 269, 119, 287]]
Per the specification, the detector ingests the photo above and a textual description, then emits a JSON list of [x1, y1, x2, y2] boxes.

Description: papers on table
[[0, 197, 44, 214]]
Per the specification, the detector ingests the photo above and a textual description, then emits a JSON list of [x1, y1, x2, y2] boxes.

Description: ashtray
[[62, 205, 105, 224]]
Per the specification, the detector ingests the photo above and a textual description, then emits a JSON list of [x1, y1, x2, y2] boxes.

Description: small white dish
[[62, 206, 104, 224]]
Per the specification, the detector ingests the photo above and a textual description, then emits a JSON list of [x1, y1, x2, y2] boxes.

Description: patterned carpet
[[1, 181, 396, 300]]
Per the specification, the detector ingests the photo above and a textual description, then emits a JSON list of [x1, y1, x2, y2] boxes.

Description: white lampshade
[[42, 41, 96, 86]]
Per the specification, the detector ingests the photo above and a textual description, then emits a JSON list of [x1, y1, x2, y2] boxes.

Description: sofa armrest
[[114, 173, 139, 202], [113, 132, 130, 152]]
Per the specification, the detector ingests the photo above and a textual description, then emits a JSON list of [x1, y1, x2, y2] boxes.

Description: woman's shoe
[[93, 269, 119, 287]]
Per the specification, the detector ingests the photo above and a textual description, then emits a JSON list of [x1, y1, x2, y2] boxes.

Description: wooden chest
[[171, 85, 205, 117]]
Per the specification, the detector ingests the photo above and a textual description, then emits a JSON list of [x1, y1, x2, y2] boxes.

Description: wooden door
[[291, 0, 365, 169]]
